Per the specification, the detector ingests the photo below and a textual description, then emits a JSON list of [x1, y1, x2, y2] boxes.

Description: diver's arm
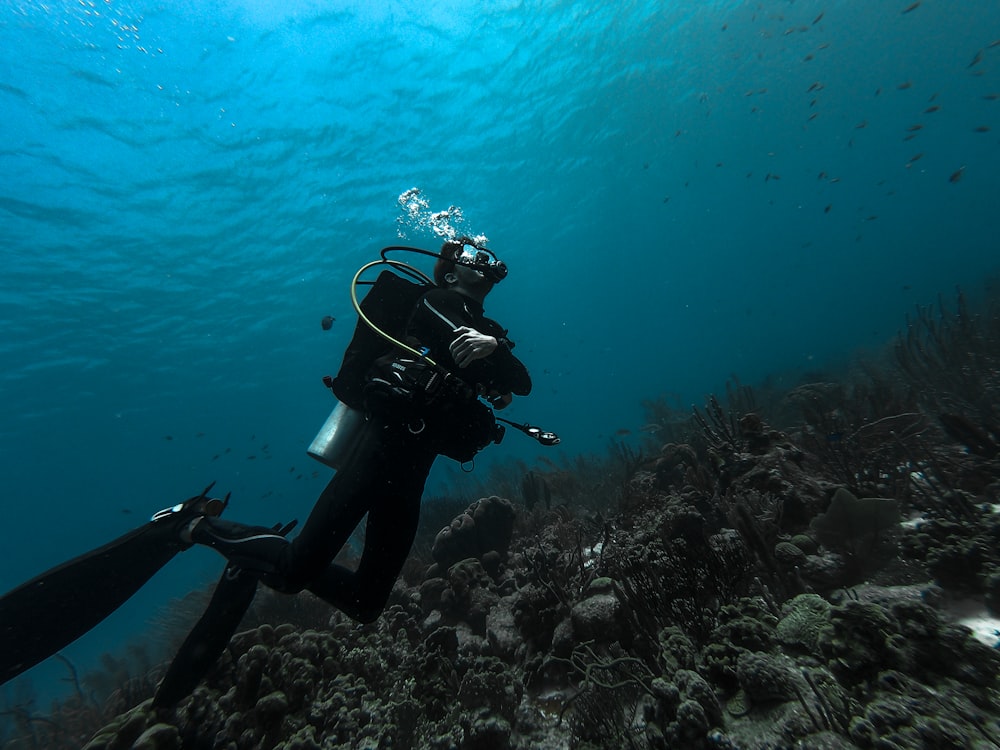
[[412, 290, 532, 396], [450, 326, 498, 367]]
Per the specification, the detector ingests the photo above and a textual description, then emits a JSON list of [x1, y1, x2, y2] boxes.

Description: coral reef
[[7, 291, 1000, 750]]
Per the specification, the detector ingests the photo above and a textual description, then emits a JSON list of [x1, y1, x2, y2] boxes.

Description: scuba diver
[[0, 237, 553, 706]]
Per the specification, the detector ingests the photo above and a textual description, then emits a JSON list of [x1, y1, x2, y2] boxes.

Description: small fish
[[969, 50, 984, 68], [973, 125, 991, 132], [164, 435, 173, 441], [897, 81, 912, 90], [807, 81, 824, 92], [829, 177, 841, 183], [865, 215, 878, 221], [813, 11, 824, 24], [803, 53, 815, 62], [808, 113, 818, 121], [874, 87, 881, 96], [906, 124, 923, 131], [824, 204, 832, 213], [901, 1, 920, 13], [949, 166, 965, 183], [909, 152, 924, 162], [818, 171, 827, 180], [983, 93, 1000, 100], [663, 196, 670, 203], [924, 105, 940, 113], [855, 120, 867, 128], [615, 428, 632, 436], [639, 423, 662, 434], [321, 315, 335, 330]]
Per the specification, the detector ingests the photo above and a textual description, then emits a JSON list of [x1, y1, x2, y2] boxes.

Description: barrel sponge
[[431, 496, 516, 571]]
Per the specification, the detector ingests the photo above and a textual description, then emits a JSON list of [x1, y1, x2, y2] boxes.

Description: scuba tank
[[307, 262, 431, 468], [307, 400, 367, 469]]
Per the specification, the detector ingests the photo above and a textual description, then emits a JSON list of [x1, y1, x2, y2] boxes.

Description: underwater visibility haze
[[1, 0, 999, 733]]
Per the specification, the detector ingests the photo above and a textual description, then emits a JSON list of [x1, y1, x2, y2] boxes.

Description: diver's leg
[[305, 445, 435, 621], [274, 418, 402, 590], [185, 418, 387, 591]]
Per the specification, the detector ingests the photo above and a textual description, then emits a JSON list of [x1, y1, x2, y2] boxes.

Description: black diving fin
[[0, 484, 228, 686], [152, 519, 297, 708]]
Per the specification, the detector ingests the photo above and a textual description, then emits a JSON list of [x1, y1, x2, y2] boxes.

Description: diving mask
[[455, 243, 508, 284]]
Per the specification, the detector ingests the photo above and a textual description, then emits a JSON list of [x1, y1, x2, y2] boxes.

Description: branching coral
[[896, 290, 1000, 434]]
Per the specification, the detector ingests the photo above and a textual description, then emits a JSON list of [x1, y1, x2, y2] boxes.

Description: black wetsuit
[[193, 286, 531, 621]]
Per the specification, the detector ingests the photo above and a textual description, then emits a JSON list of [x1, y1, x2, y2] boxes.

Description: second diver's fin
[[0, 484, 227, 686], [152, 519, 297, 709]]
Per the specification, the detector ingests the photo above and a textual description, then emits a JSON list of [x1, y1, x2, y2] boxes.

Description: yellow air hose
[[349, 259, 439, 366]]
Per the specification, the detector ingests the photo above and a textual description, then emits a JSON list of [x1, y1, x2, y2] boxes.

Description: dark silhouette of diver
[[0, 238, 548, 707]]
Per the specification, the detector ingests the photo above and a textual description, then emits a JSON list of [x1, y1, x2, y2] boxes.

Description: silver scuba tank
[[307, 401, 366, 469]]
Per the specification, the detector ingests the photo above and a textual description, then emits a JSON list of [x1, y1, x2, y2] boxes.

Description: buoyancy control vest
[[328, 269, 429, 410]]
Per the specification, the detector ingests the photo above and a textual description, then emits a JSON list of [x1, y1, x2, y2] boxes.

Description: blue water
[[1, 0, 997, 703]]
